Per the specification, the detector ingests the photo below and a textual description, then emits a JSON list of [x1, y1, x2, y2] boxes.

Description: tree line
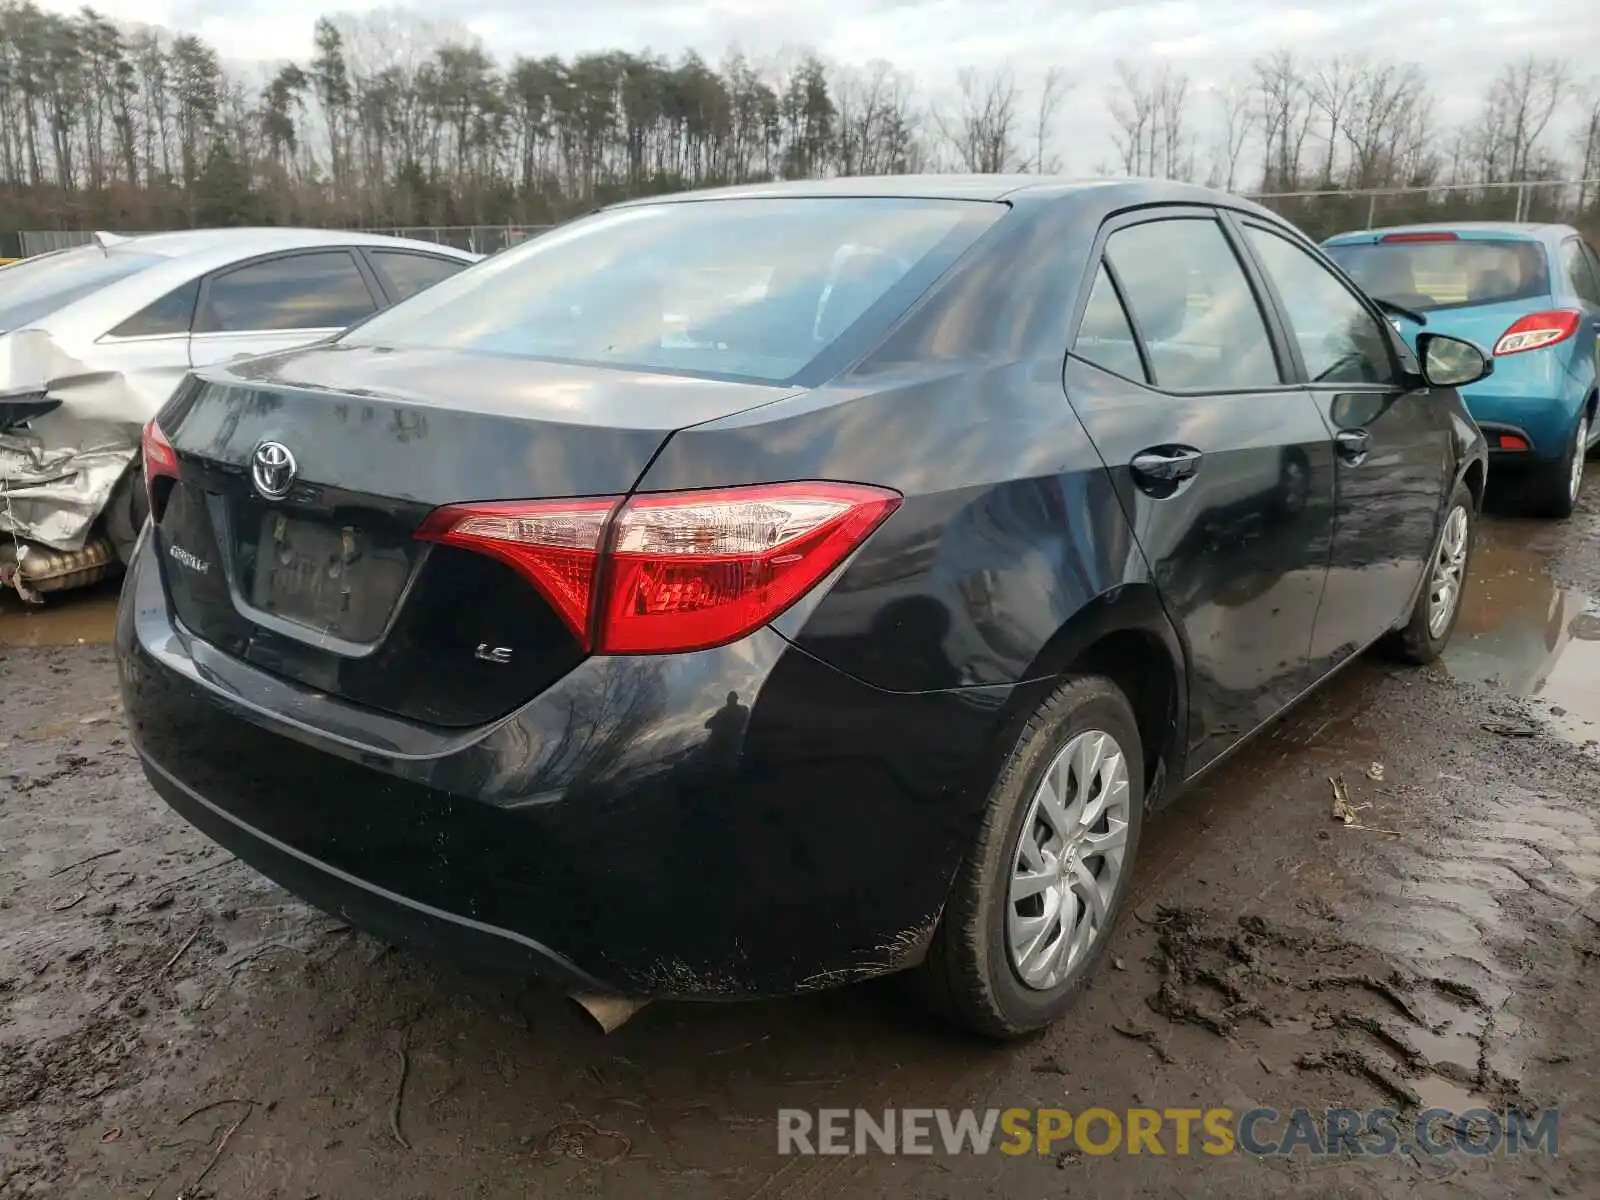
[[0, 3, 1597, 239]]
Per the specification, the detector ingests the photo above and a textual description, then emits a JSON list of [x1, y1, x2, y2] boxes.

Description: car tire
[[1525, 411, 1588, 520], [914, 675, 1144, 1039], [1382, 480, 1474, 665], [103, 462, 150, 567]]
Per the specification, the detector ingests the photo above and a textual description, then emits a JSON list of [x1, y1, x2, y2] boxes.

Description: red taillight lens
[[141, 418, 179, 497], [1492, 309, 1582, 357], [416, 482, 901, 655], [601, 482, 901, 653], [1378, 232, 1459, 243], [416, 498, 617, 649]]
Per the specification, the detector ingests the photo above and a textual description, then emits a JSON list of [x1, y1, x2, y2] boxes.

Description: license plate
[[250, 512, 409, 643]]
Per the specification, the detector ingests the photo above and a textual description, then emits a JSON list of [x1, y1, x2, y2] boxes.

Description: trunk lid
[[152, 343, 793, 727]]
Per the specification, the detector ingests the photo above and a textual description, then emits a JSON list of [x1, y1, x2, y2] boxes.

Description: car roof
[[100, 227, 480, 261], [1323, 221, 1572, 245], [606, 174, 1288, 220]]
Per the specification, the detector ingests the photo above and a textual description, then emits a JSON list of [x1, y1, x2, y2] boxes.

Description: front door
[[1064, 208, 1337, 774], [1234, 218, 1459, 676]]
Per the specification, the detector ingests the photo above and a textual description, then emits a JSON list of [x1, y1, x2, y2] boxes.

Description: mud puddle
[[1445, 517, 1600, 746], [0, 576, 120, 649]]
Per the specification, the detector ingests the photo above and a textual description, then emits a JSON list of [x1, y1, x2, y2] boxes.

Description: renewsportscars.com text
[[777, 1106, 1559, 1158]]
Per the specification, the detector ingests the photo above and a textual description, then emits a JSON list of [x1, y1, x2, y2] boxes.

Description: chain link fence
[[10, 181, 1599, 258]]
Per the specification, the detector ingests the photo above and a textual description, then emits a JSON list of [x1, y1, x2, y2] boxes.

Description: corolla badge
[[251, 441, 297, 500]]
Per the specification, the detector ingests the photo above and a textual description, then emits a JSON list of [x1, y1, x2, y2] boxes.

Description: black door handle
[[1335, 429, 1371, 462], [1130, 447, 1203, 484]]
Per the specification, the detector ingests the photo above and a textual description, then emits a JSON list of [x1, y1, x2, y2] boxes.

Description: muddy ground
[[3, 470, 1600, 1199]]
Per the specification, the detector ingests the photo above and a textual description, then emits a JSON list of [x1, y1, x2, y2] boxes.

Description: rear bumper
[[116, 539, 1012, 999], [1459, 357, 1584, 462]]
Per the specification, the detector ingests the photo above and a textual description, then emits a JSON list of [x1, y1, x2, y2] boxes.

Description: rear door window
[[1103, 217, 1281, 391], [1071, 265, 1147, 382], [108, 279, 200, 338], [369, 251, 470, 301], [196, 251, 380, 334]]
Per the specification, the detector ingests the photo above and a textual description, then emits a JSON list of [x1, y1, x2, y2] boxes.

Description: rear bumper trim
[[133, 737, 613, 994]]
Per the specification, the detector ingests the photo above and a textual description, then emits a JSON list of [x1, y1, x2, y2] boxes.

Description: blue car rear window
[[1324, 238, 1550, 313]]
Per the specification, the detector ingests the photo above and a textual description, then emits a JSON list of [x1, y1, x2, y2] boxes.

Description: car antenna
[[90, 230, 133, 254]]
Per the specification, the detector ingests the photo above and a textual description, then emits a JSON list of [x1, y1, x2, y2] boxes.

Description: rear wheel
[[1525, 412, 1588, 519], [1382, 481, 1473, 665], [914, 676, 1144, 1039]]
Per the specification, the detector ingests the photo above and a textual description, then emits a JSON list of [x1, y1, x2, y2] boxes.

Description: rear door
[[1063, 206, 1337, 773], [1234, 216, 1457, 675], [187, 249, 383, 369]]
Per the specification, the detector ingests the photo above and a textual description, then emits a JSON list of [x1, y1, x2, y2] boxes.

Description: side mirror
[[1417, 332, 1493, 388]]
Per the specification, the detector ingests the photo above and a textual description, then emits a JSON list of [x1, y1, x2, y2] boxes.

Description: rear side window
[[370, 251, 469, 301], [0, 245, 161, 331], [343, 197, 1004, 385], [109, 279, 199, 338], [1323, 238, 1551, 312], [197, 251, 379, 334], [1561, 239, 1600, 306], [1245, 225, 1397, 386], [1072, 265, 1146, 382], [1104, 218, 1280, 391]]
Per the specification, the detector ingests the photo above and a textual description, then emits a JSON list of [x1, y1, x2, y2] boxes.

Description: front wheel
[[1382, 481, 1474, 665], [1525, 411, 1588, 519], [914, 676, 1144, 1039]]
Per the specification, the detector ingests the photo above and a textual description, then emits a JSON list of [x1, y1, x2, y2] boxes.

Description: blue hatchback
[[1324, 223, 1600, 518]]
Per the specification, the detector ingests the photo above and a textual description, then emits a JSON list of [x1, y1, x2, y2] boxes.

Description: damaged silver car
[[0, 228, 479, 600]]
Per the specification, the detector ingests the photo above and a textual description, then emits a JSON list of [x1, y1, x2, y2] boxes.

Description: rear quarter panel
[[634, 198, 1162, 696]]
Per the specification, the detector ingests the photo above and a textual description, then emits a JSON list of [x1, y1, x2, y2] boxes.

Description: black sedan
[[117, 177, 1491, 1038]]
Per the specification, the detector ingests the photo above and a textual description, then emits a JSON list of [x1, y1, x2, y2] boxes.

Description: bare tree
[[933, 65, 1020, 173], [1308, 56, 1362, 185], [1207, 77, 1254, 191], [1108, 61, 1156, 175], [1341, 61, 1433, 188], [1464, 56, 1570, 183], [1576, 82, 1600, 210], [1107, 61, 1191, 180], [1026, 65, 1071, 173], [1254, 49, 1315, 191]]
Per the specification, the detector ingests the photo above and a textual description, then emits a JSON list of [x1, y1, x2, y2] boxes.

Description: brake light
[[141, 418, 179, 497], [418, 482, 901, 654], [1492, 309, 1581, 357], [1379, 232, 1460, 243]]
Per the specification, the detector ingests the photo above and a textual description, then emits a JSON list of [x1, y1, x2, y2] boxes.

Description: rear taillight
[[417, 498, 614, 645], [1492, 309, 1582, 357], [141, 418, 179, 498], [418, 482, 901, 654]]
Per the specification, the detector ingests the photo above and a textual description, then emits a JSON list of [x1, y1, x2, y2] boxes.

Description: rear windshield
[[342, 197, 1003, 384], [1323, 237, 1550, 312], [0, 244, 161, 331]]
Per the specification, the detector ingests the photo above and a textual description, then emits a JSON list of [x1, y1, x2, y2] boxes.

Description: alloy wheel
[[1427, 504, 1470, 639], [1007, 729, 1132, 990]]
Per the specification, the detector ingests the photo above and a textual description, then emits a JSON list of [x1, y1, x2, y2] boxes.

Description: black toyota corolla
[[117, 177, 1491, 1038]]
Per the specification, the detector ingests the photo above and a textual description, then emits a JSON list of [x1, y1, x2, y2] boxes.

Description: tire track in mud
[[1140, 673, 1600, 1133]]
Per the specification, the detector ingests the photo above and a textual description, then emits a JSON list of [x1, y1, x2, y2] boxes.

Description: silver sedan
[[0, 229, 479, 592]]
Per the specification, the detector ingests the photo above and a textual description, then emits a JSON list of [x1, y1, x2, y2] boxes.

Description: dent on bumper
[[116, 543, 1013, 998]]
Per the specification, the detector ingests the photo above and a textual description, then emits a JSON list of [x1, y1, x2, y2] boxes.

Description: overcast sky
[[35, 0, 1600, 176]]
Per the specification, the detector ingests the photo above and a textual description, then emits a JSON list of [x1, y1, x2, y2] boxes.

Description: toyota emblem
[[251, 441, 298, 500]]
